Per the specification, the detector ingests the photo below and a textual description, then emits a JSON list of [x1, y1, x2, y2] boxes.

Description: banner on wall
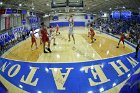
[[0, 9, 5, 15], [6, 9, 12, 14], [22, 10, 27, 14], [12, 9, 17, 14], [18, 10, 22, 14], [22, 19, 26, 25], [5, 16, 10, 30], [85, 14, 88, 19], [90, 15, 93, 19]]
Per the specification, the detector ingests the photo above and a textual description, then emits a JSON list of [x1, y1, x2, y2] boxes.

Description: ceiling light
[[77, 1, 79, 2], [19, 4, 22, 6], [0, 2, 3, 5], [123, 6, 125, 9], [46, 3, 49, 6], [32, 7, 34, 10]]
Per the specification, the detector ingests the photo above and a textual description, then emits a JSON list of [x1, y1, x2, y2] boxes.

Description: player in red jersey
[[31, 28, 38, 50], [56, 24, 60, 35], [40, 22, 51, 53], [117, 32, 125, 48], [87, 24, 90, 37], [90, 23, 96, 43]]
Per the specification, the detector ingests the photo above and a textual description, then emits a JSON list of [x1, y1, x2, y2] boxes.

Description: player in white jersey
[[68, 15, 75, 44], [48, 26, 56, 46]]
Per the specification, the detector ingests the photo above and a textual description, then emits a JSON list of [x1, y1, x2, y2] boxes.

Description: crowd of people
[[0, 27, 30, 55], [89, 18, 140, 58], [93, 18, 140, 45]]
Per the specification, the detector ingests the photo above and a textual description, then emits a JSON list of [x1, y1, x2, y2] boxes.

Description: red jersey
[[56, 26, 59, 32], [31, 32, 36, 43], [41, 28, 49, 43], [120, 33, 125, 40], [90, 27, 95, 35]]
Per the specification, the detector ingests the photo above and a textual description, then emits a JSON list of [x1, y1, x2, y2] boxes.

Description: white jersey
[[48, 28, 55, 41], [69, 18, 74, 27], [68, 18, 74, 35]]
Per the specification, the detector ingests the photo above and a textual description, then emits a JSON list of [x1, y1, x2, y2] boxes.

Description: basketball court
[[0, 0, 140, 93], [2, 27, 134, 62]]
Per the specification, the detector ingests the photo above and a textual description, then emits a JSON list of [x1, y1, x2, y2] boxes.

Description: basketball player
[[56, 24, 60, 35], [68, 15, 75, 44], [116, 32, 125, 48], [88, 24, 90, 37], [31, 28, 38, 50], [38, 26, 42, 45], [90, 23, 96, 43], [40, 22, 51, 53], [135, 36, 140, 58], [49, 26, 56, 46]]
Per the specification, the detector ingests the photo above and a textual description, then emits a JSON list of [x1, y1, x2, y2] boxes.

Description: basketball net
[[65, 6, 70, 13], [65, 6, 70, 20]]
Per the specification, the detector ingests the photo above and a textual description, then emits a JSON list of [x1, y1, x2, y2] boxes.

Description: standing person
[[39, 26, 42, 45], [49, 26, 56, 46], [31, 28, 38, 50], [56, 24, 60, 35], [135, 36, 140, 58], [90, 23, 96, 43], [68, 15, 75, 44], [99, 25, 102, 33], [116, 32, 125, 48], [40, 22, 51, 53], [87, 24, 90, 37]]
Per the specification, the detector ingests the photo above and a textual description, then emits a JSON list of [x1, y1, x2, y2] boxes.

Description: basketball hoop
[[65, 6, 70, 13]]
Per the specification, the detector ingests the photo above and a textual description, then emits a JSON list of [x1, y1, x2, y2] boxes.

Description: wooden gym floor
[[0, 27, 139, 93], [2, 27, 134, 63]]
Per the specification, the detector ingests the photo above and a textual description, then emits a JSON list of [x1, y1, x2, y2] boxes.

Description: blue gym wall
[[49, 14, 94, 27]]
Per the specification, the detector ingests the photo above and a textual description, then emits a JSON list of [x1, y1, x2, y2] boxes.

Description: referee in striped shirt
[[135, 36, 140, 58]]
